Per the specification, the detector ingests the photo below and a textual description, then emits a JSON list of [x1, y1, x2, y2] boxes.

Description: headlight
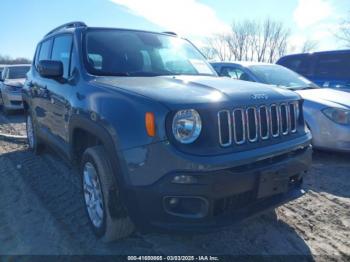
[[322, 108, 350, 125], [172, 109, 202, 144]]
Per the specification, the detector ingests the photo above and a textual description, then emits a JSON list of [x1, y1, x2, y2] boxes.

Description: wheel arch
[[70, 115, 140, 228], [69, 114, 128, 185]]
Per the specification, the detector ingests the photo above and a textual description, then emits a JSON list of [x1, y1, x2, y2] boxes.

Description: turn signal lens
[[145, 112, 156, 137]]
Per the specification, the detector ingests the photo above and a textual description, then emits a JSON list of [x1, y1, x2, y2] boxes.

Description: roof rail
[[45, 21, 87, 37], [162, 31, 177, 36]]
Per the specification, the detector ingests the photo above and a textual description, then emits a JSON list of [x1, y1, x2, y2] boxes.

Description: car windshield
[[84, 29, 216, 77], [8, 66, 30, 79], [248, 64, 318, 90]]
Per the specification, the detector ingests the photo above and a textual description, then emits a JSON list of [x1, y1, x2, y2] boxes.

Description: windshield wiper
[[281, 86, 318, 91], [102, 71, 213, 77], [295, 86, 319, 90], [127, 71, 169, 76], [126, 70, 182, 77], [110, 72, 130, 76]]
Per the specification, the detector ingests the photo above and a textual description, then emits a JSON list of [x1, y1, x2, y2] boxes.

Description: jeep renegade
[[23, 22, 312, 241]]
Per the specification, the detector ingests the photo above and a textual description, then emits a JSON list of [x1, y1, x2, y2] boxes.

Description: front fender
[[85, 82, 170, 151]]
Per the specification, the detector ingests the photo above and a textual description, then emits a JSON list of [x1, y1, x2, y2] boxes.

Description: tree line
[[201, 14, 350, 62], [200, 18, 321, 62], [0, 55, 31, 65]]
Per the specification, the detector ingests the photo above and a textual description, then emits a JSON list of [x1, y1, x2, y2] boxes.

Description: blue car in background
[[276, 50, 350, 92]]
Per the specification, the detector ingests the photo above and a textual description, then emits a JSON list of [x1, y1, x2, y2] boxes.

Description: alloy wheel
[[83, 162, 104, 228]]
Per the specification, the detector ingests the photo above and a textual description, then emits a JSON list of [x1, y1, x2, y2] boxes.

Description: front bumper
[[2, 91, 24, 110], [123, 143, 312, 232]]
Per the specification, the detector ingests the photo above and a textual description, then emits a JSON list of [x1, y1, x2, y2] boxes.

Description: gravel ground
[[0, 112, 27, 137], [0, 112, 349, 260]]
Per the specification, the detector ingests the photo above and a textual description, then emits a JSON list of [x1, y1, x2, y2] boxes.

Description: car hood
[[296, 88, 350, 109], [4, 78, 25, 88], [95, 75, 299, 108]]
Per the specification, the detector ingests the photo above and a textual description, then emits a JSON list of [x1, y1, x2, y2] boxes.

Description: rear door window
[[314, 53, 350, 79]]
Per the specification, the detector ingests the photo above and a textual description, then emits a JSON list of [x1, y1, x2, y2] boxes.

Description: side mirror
[[38, 60, 63, 79]]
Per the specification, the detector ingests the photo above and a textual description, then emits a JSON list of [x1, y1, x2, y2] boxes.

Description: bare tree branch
[[334, 12, 350, 47], [203, 34, 232, 61], [203, 18, 290, 63], [301, 40, 319, 53]]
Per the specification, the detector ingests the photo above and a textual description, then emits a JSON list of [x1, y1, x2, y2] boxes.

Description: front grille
[[246, 107, 258, 142], [218, 101, 299, 147], [233, 109, 245, 144], [259, 106, 269, 139], [217, 110, 232, 146], [280, 103, 289, 135]]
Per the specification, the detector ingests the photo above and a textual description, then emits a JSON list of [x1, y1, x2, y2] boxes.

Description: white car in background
[[0, 65, 5, 78], [211, 62, 350, 152], [0, 64, 30, 114]]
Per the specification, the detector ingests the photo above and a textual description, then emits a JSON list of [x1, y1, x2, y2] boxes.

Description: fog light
[[172, 175, 197, 184], [163, 196, 209, 218], [168, 197, 179, 206]]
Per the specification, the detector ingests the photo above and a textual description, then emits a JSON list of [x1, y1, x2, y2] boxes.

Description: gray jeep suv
[[23, 22, 312, 241]]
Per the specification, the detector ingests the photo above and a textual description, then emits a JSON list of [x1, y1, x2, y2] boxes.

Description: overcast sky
[[1, 0, 349, 59]]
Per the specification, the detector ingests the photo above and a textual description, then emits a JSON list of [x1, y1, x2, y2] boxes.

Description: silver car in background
[[211, 62, 350, 152], [0, 65, 4, 76], [0, 64, 30, 114]]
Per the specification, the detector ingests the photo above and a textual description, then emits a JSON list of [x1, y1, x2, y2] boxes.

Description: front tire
[[81, 146, 134, 242]]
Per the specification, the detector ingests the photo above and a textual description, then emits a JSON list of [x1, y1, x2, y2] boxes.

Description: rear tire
[[26, 111, 44, 154], [81, 146, 135, 242], [0, 92, 3, 110]]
